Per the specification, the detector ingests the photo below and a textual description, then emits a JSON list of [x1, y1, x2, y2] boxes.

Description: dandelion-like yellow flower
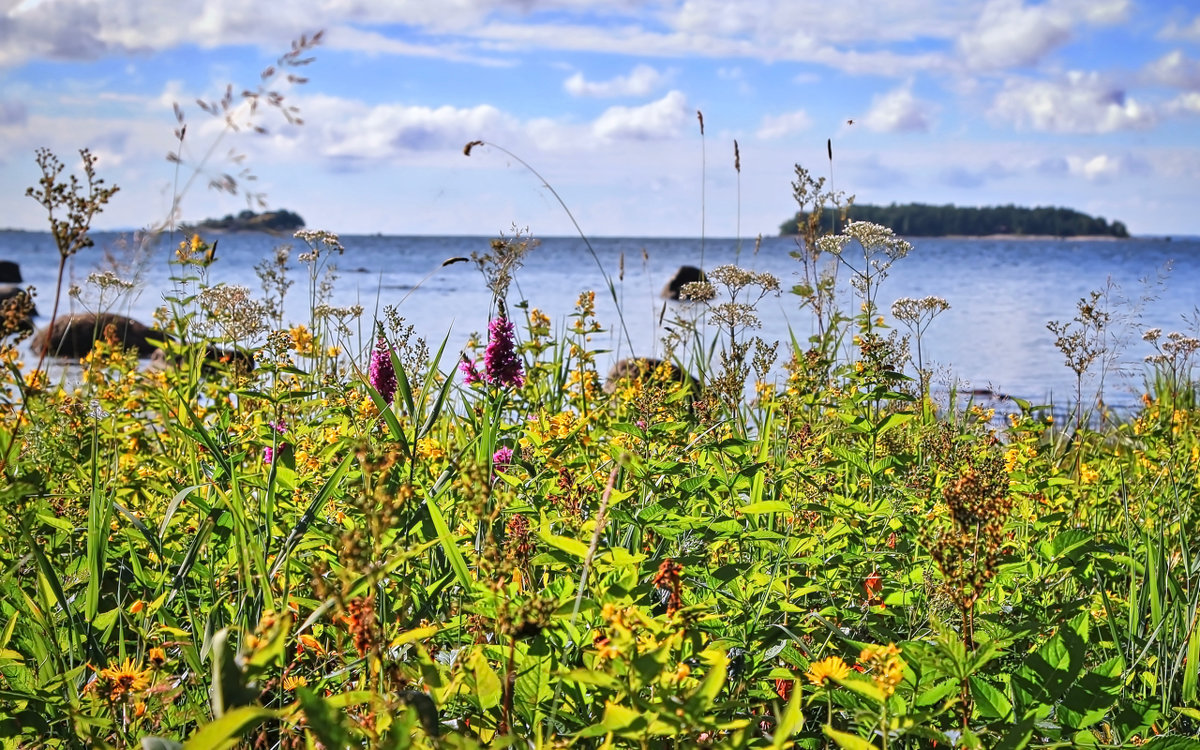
[[1079, 464, 1099, 484], [805, 655, 850, 686], [96, 658, 152, 701], [148, 647, 168, 668], [282, 675, 309, 691]]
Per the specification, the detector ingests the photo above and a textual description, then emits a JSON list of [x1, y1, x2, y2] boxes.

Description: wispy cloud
[[756, 110, 812, 139], [564, 64, 668, 97]]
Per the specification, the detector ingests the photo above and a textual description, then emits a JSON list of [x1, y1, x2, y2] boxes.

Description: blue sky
[[1, 0, 1198, 237]]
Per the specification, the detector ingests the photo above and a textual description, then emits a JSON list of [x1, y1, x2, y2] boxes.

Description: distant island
[[780, 203, 1129, 238], [186, 208, 305, 233]]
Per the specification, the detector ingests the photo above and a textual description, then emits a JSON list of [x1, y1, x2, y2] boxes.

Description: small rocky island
[[780, 203, 1129, 238], [186, 208, 305, 233]]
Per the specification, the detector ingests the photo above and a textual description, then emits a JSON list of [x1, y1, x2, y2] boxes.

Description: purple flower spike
[[369, 338, 398, 404], [460, 357, 483, 385], [483, 317, 524, 388], [492, 446, 514, 473], [263, 445, 276, 465]]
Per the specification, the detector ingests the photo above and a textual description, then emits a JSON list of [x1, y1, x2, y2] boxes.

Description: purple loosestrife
[[369, 338, 398, 404], [492, 446, 514, 473], [460, 356, 483, 385], [483, 317, 524, 387]]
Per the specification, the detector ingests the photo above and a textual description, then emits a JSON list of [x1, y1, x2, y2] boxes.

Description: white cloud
[[564, 64, 667, 97], [990, 72, 1155, 133], [1144, 50, 1200, 91], [309, 98, 518, 160], [958, 0, 1071, 69], [956, 0, 1128, 70], [1166, 92, 1200, 115], [1063, 153, 1148, 181], [1159, 14, 1200, 42], [862, 85, 934, 133], [756, 110, 812, 139], [592, 90, 689, 141]]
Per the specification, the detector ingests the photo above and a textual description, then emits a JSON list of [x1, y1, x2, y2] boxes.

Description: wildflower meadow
[[1, 41, 1199, 750]]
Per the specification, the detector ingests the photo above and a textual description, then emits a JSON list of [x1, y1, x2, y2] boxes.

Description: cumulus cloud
[[957, 0, 1128, 70], [862, 85, 934, 133], [1144, 50, 1200, 91], [564, 63, 667, 97], [756, 110, 811, 139], [990, 72, 1155, 133], [299, 96, 520, 161], [592, 90, 689, 141], [1159, 14, 1200, 42], [1166, 92, 1200, 115]]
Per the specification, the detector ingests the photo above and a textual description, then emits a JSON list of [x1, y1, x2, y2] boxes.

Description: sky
[[1, 0, 1198, 238]]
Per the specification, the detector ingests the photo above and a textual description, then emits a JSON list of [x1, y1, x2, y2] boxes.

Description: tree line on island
[[780, 203, 1129, 238], [186, 208, 305, 233]]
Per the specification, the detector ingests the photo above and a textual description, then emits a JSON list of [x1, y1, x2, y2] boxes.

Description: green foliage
[[781, 202, 1130, 238], [1, 153, 1198, 750]]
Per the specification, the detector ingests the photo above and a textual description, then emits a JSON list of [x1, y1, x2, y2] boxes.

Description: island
[[780, 203, 1129, 238], [186, 208, 305, 233]]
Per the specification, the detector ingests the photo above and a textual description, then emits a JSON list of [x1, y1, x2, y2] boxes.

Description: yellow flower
[[96, 658, 152, 700], [289, 324, 315, 354], [805, 655, 850, 686], [148, 647, 168, 668], [859, 643, 905, 697], [416, 436, 445, 461], [282, 675, 309, 691], [1079, 464, 1099, 484]]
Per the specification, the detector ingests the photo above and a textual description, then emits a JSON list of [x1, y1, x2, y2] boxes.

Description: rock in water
[[603, 357, 699, 394], [31, 313, 162, 358], [662, 265, 705, 300], [0, 261, 21, 284]]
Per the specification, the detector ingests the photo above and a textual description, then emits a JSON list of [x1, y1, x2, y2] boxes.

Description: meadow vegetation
[[0, 44, 1198, 749]]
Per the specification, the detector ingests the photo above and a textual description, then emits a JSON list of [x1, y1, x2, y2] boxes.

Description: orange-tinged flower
[[148, 647, 167, 668], [806, 655, 850, 686], [282, 675, 309, 691], [96, 658, 151, 701], [129, 600, 145, 615]]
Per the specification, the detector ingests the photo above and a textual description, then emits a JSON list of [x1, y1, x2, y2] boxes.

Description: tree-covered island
[[186, 208, 305, 233], [781, 202, 1129, 238]]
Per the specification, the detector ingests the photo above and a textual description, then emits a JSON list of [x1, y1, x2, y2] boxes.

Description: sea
[[3, 229, 1198, 414]]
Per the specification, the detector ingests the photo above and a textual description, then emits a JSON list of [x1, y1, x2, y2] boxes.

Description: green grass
[[1, 180, 1198, 750]]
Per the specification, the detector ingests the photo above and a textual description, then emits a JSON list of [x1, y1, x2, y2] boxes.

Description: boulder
[[149, 344, 255, 375], [661, 265, 705, 300], [0, 261, 21, 284], [603, 357, 699, 395], [31, 313, 162, 358]]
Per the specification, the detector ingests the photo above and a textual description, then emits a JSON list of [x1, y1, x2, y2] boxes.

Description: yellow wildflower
[[805, 655, 850, 686]]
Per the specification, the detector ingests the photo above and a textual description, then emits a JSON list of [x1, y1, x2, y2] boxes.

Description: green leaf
[[467, 649, 502, 710], [970, 676, 1013, 721], [822, 726, 878, 750], [208, 628, 257, 718], [739, 501, 791, 515], [182, 706, 276, 750], [296, 687, 356, 749], [424, 470, 474, 591]]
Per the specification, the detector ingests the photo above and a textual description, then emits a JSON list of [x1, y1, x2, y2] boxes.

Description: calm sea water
[[3, 230, 1198, 410]]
